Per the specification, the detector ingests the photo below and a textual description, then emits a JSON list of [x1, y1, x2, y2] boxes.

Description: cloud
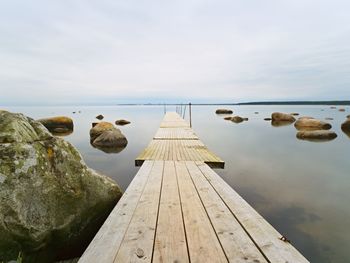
[[1, 0, 350, 105]]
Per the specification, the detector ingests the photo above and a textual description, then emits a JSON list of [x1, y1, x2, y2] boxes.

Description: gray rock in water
[[231, 116, 244, 123], [96, 114, 104, 120], [294, 118, 332, 131], [215, 109, 233, 114], [115, 119, 131, 126], [296, 130, 337, 142], [90, 122, 128, 151], [0, 110, 122, 261], [271, 112, 296, 123]]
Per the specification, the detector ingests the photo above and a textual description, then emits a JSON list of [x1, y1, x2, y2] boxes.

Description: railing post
[[189, 102, 192, 128]]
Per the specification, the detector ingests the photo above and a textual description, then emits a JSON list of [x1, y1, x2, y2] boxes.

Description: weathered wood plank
[[113, 161, 164, 262], [175, 161, 228, 263], [186, 161, 267, 263], [79, 161, 154, 263], [153, 161, 189, 263], [196, 162, 309, 263]]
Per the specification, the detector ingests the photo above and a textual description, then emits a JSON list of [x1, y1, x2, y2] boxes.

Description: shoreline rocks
[[0, 111, 122, 261], [115, 119, 131, 126], [216, 109, 233, 114], [37, 116, 74, 135], [90, 122, 128, 152], [294, 118, 332, 131], [296, 130, 337, 141], [271, 112, 296, 123]]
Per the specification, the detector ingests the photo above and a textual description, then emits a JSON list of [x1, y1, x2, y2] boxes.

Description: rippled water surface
[[4, 105, 350, 263]]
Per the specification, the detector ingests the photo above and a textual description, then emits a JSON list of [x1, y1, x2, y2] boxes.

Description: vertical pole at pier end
[[189, 102, 192, 128]]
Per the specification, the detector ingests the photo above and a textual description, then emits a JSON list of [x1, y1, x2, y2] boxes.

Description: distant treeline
[[117, 101, 350, 106], [237, 101, 350, 105]]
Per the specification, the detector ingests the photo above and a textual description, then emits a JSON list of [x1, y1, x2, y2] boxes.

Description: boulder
[[96, 114, 104, 120], [37, 116, 73, 135], [115, 119, 131, 126], [294, 118, 332, 131], [271, 112, 296, 123], [0, 111, 122, 261], [341, 119, 350, 138], [90, 122, 128, 151], [296, 130, 337, 142], [215, 109, 233, 114]]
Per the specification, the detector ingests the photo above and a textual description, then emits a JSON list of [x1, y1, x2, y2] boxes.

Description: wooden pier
[[79, 112, 309, 263]]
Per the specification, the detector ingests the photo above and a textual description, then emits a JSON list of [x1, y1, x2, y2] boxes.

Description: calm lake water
[[3, 105, 350, 263]]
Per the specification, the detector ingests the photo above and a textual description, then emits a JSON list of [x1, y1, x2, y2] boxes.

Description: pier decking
[[79, 112, 309, 263]]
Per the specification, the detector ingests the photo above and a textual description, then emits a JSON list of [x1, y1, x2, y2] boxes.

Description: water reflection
[[90, 142, 127, 154], [271, 120, 295, 127], [51, 130, 73, 137]]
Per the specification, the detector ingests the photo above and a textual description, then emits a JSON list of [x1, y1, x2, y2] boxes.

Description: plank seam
[[175, 161, 192, 263], [184, 161, 229, 262], [196, 162, 272, 263]]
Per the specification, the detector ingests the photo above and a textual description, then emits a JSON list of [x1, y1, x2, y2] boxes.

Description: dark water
[[3, 105, 350, 263]]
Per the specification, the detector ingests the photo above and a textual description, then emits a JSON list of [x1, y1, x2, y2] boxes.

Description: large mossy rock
[[0, 111, 122, 261]]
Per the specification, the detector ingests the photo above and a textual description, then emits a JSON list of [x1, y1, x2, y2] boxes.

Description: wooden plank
[[113, 161, 164, 262], [153, 161, 189, 263], [79, 161, 154, 263], [185, 161, 267, 263], [196, 162, 310, 263], [175, 161, 228, 263]]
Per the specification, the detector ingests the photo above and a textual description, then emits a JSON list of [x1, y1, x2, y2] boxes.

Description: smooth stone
[[298, 116, 315, 120], [341, 119, 350, 138], [296, 130, 337, 142], [271, 112, 296, 122], [96, 114, 104, 120], [90, 122, 115, 142], [115, 119, 131, 126], [231, 116, 244, 123], [224, 117, 232, 120], [37, 116, 74, 134], [92, 130, 128, 148], [215, 109, 233, 114], [339, 108, 346, 112], [294, 118, 332, 131]]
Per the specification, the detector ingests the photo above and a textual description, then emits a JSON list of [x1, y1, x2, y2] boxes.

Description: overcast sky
[[1, 0, 350, 105]]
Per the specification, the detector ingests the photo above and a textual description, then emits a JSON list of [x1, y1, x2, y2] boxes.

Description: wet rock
[[271, 112, 296, 123], [294, 118, 332, 131], [341, 119, 350, 138], [224, 116, 232, 120], [296, 130, 337, 142], [0, 111, 122, 261], [339, 108, 346, 112], [215, 109, 233, 114], [231, 116, 244, 123], [37, 116, 74, 134], [96, 114, 104, 120], [115, 119, 131, 126], [264, 118, 272, 121], [90, 122, 127, 151]]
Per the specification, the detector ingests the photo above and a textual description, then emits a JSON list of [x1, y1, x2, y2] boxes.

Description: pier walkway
[[79, 112, 309, 263]]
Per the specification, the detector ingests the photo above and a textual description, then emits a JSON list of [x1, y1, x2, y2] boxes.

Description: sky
[[1, 0, 350, 105]]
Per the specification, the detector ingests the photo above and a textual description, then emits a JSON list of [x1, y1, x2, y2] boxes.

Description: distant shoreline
[[116, 101, 350, 106]]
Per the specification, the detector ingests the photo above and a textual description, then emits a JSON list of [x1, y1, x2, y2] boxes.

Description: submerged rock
[[96, 114, 104, 120], [224, 116, 232, 120], [37, 116, 73, 135], [294, 118, 332, 131], [115, 119, 131, 126], [0, 111, 122, 261], [271, 112, 296, 123], [264, 118, 272, 121], [296, 130, 337, 142], [90, 122, 127, 151], [215, 109, 233, 114]]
